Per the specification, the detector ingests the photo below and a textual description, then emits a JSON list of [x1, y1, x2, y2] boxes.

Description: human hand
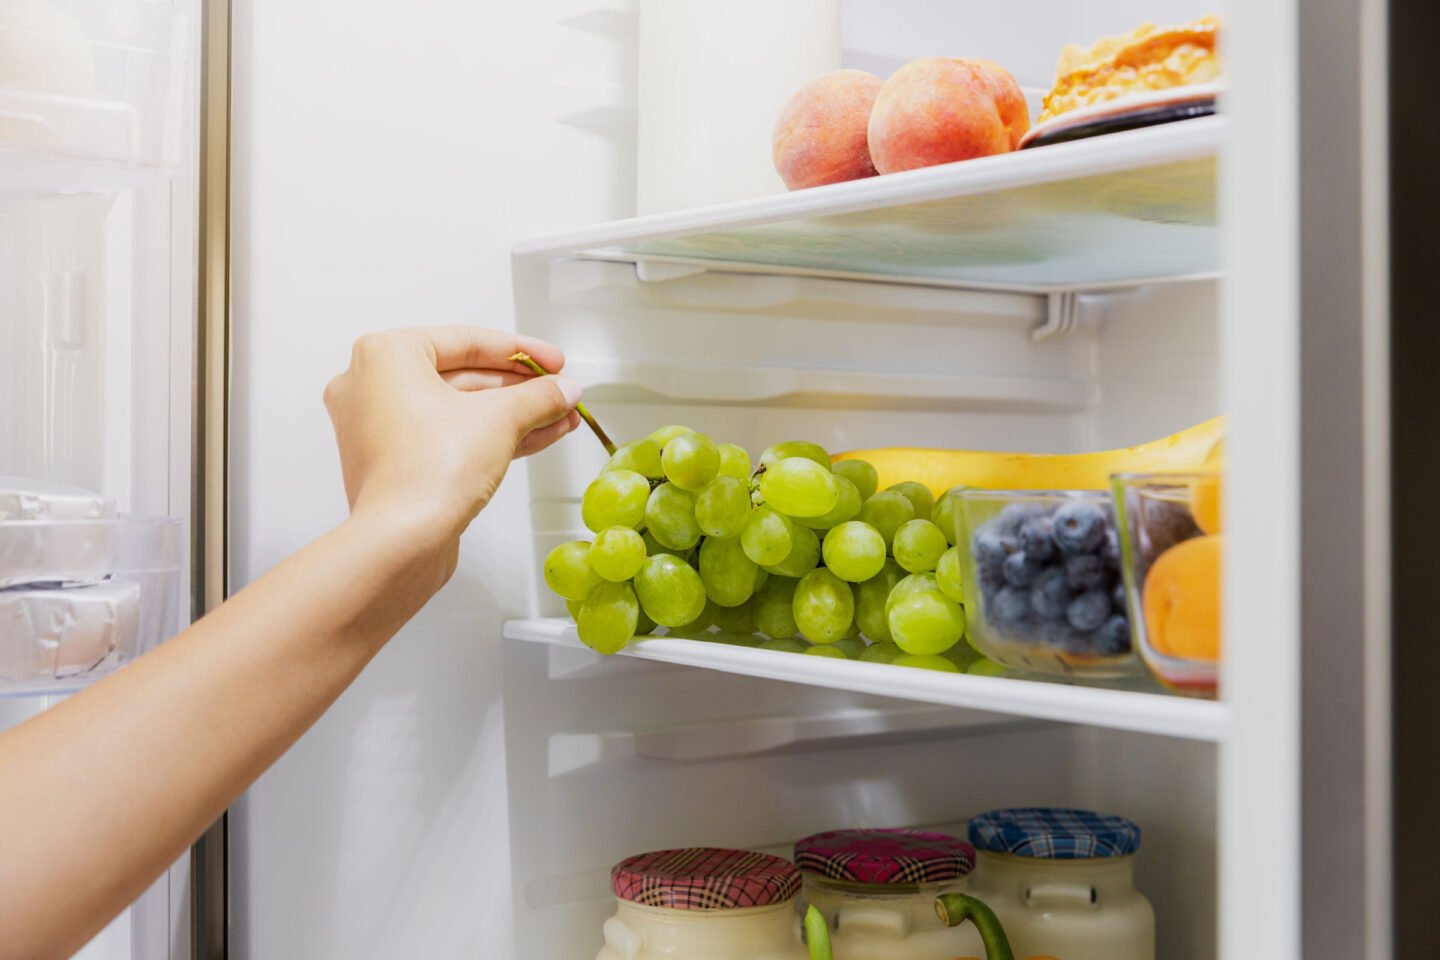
[[323, 326, 581, 556]]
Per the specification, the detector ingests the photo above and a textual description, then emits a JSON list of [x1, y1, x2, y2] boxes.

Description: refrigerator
[[1, 0, 1422, 958]]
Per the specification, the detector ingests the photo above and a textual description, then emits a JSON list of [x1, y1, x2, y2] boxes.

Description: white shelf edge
[[504, 618, 1230, 743], [513, 118, 1226, 258], [564, 359, 1087, 411]]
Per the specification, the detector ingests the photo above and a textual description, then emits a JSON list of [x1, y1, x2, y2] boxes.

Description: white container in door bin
[[597, 848, 808, 960], [0, 0, 188, 191], [0, 512, 180, 696], [636, 0, 840, 214], [795, 828, 984, 960], [963, 808, 1155, 960]]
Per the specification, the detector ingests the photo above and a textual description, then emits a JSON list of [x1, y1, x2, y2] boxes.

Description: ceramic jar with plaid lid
[[964, 808, 1155, 960], [792, 828, 984, 960], [595, 848, 808, 960]]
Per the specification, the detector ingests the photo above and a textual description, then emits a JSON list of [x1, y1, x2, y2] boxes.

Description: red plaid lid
[[794, 829, 976, 885], [611, 848, 801, 910]]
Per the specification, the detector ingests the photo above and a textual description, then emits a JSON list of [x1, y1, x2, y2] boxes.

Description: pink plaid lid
[[611, 848, 801, 910], [794, 828, 977, 885]]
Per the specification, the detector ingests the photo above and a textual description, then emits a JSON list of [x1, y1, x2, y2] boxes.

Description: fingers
[[440, 369, 533, 391], [490, 373, 582, 438], [412, 326, 566, 375], [515, 410, 582, 458]]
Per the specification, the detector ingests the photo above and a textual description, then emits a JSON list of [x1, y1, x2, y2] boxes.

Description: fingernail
[[553, 375, 582, 409]]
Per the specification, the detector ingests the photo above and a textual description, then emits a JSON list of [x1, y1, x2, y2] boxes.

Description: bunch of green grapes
[[544, 425, 994, 673]]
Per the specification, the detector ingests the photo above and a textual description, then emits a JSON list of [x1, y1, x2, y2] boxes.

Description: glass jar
[[963, 808, 1155, 960], [958, 490, 1142, 678], [596, 848, 808, 960], [795, 829, 983, 960]]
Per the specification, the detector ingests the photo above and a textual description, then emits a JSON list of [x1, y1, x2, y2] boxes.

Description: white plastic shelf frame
[[504, 619, 1229, 743], [514, 118, 1223, 294]]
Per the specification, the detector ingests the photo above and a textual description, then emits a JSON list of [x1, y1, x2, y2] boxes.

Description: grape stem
[[508, 352, 617, 455]]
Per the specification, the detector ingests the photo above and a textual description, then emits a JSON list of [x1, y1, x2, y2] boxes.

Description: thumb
[[494, 374, 581, 438]]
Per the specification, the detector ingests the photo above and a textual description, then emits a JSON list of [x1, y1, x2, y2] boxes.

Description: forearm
[[0, 512, 445, 960]]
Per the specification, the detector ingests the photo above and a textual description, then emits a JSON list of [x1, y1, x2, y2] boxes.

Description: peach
[[867, 57, 1030, 174], [1142, 534, 1222, 662], [772, 69, 883, 190]]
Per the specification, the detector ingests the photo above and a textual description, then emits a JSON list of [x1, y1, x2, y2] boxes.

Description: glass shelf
[[515, 118, 1223, 294], [504, 618, 1229, 742]]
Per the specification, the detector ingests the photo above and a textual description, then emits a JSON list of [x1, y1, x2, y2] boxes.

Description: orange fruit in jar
[[1143, 534, 1222, 662], [1189, 471, 1222, 534]]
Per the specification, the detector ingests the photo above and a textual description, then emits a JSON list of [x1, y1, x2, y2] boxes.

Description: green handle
[[934, 893, 1015, 960], [804, 904, 834, 960]]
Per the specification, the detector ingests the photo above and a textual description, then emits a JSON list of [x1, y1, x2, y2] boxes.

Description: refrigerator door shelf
[[516, 118, 1223, 295], [0, 1, 190, 193], [0, 514, 181, 697], [503, 618, 1229, 743]]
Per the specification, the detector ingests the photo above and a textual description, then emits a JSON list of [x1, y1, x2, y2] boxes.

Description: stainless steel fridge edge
[[191, 0, 231, 956]]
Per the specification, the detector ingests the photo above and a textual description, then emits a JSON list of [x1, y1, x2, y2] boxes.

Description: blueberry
[[1039, 619, 1083, 651], [1066, 589, 1111, 632], [978, 564, 1006, 594], [1112, 581, 1128, 614], [997, 503, 1045, 534], [990, 585, 1031, 624], [973, 529, 1019, 572], [1052, 501, 1108, 555], [1019, 517, 1057, 561], [1064, 554, 1109, 591], [1103, 527, 1121, 567], [1003, 551, 1045, 588], [1030, 567, 1072, 620], [1093, 615, 1132, 656]]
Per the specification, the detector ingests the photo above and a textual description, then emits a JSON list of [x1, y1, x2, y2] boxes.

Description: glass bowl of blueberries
[[957, 490, 1141, 678]]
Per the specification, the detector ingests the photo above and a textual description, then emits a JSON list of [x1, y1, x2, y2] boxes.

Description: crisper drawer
[[0, 0, 190, 192]]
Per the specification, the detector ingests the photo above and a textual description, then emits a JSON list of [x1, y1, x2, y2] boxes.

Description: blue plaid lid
[[968, 808, 1141, 859]]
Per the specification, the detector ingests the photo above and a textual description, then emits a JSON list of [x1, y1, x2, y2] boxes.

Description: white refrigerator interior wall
[[232, 2, 1227, 958]]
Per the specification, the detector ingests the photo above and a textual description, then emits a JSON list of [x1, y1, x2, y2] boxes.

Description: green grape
[[929, 486, 969, 546], [604, 439, 664, 479], [859, 490, 915, 549], [717, 444, 752, 479], [855, 560, 904, 643], [754, 576, 799, 638], [833, 635, 866, 659], [968, 658, 1008, 676], [793, 568, 855, 645], [662, 432, 720, 491], [582, 470, 650, 532], [759, 440, 831, 469], [588, 526, 646, 582], [564, 598, 583, 620], [694, 476, 751, 539], [895, 653, 960, 673], [763, 524, 821, 578], [797, 475, 862, 531], [645, 483, 702, 550], [669, 599, 719, 637], [888, 588, 966, 655], [577, 581, 639, 654], [887, 481, 936, 522], [759, 458, 839, 518], [633, 554, 707, 627], [642, 529, 686, 560], [647, 424, 695, 449], [760, 636, 808, 654], [886, 572, 939, 619], [753, 566, 769, 591], [893, 519, 948, 574], [821, 521, 887, 582], [935, 546, 965, 602], [741, 505, 794, 566], [712, 598, 756, 635], [804, 644, 848, 660], [832, 459, 879, 500], [544, 541, 602, 600], [858, 641, 902, 664], [699, 535, 758, 607]]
